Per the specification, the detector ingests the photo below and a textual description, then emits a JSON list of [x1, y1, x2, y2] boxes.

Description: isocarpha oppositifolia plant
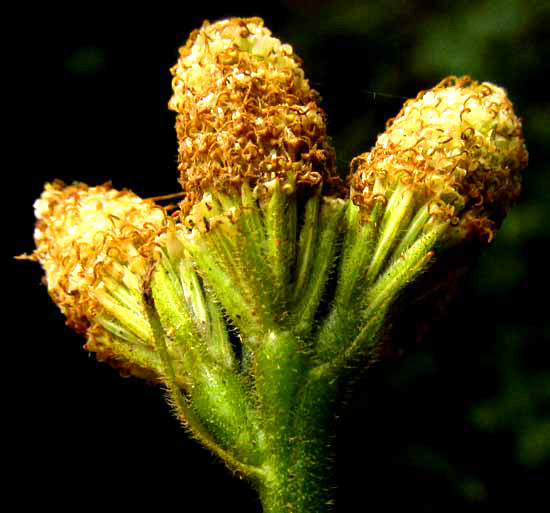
[[21, 17, 527, 513]]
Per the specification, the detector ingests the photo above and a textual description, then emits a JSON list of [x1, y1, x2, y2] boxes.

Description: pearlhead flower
[[350, 76, 528, 242], [32, 181, 167, 331], [29, 181, 169, 380], [169, 17, 341, 213]]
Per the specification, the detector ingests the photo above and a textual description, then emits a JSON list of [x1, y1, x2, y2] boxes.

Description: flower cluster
[[23, 18, 530, 513]]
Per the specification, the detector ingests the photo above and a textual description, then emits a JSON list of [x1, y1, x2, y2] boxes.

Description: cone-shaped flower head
[[31, 181, 167, 377], [350, 76, 528, 241], [169, 17, 339, 212]]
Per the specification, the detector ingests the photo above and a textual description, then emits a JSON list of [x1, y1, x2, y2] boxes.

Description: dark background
[[10, 1, 549, 511]]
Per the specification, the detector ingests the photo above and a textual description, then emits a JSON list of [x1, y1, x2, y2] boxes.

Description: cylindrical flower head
[[32, 181, 166, 335], [169, 17, 339, 212], [351, 76, 528, 241]]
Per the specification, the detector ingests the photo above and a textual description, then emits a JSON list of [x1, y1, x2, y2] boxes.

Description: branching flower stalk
[[23, 18, 527, 513]]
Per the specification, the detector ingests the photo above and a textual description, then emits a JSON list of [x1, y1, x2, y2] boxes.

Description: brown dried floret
[[351, 76, 528, 241], [169, 17, 341, 212]]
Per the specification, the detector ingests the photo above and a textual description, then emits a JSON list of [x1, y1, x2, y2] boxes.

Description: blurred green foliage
[[471, 326, 550, 467], [65, 46, 105, 76]]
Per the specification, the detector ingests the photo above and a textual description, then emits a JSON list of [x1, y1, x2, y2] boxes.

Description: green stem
[[150, 256, 264, 464], [252, 330, 337, 513], [156, 186, 449, 511], [145, 273, 265, 480], [257, 363, 341, 513]]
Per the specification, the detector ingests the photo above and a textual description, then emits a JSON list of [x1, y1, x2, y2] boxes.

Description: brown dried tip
[[351, 76, 528, 242], [169, 17, 341, 212], [31, 181, 166, 334]]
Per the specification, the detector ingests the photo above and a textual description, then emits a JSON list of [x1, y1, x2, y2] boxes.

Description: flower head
[[169, 17, 340, 212], [32, 181, 166, 331], [350, 76, 528, 241], [30, 181, 168, 379]]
